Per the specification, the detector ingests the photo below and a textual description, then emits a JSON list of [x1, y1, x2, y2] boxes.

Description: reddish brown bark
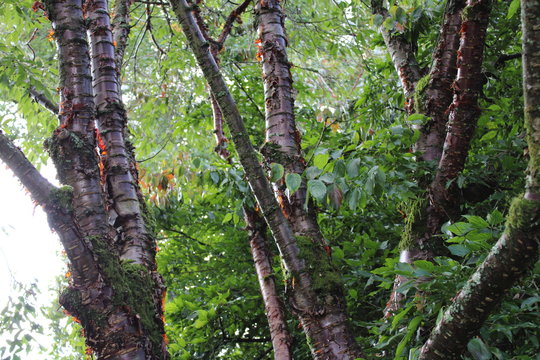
[[418, 4, 540, 351], [427, 0, 491, 240], [169, 1, 362, 358], [244, 207, 292, 360], [20, 1, 170, 358], [86, 0, 156, 267], [254, 1, 362, 359]]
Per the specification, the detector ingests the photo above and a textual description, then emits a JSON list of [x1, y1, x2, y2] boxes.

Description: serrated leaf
[[308, 179, 327, 201], [270, 163, 284, 182], [285, 173, 302, 194]]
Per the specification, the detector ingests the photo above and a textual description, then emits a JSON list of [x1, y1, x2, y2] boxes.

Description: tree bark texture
[[244, 207, 293, 360], [86, 0, 154, 267], [169, 1, 363, 358], [384, 0, 466, 317], [418, 0, 540, 357], [371, 0, 422, 111], [20, 1, 170, 358], [427, 0, 491, 243], [202, 6, 291, 356], [255, 0, 327, 248]]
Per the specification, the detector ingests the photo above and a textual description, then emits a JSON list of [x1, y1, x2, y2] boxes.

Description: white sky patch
[[0, 163, 66, 355]]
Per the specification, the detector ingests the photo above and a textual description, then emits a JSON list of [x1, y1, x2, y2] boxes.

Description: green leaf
[[347, 158, 361, 178], [285, 173, 302, 194], [333, 159, 347, 177], [306, 166, 323, 180], [308, 180, 327, 201], [464, 215, 489, 229], [349, 188, 360, 210], [467, 337, 492, 360], [394, 316, 422, 359], [314, 153, 330, 169], [507, 0, 520, 19], [222, 213, 233, 224], [270, 163, 284, 182], [448, 244, 470, 257]]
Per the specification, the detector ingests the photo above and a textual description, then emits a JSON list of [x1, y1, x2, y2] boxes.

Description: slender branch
[[161, 226, 210, 247], [494, 52, 521, 67], [112, 0, 134, 69], [244, 206, 292, 359], [29, 86, 58, 115], [216, 0, 253, 47]]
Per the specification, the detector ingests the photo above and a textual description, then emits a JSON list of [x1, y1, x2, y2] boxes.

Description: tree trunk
[[13, 1, 170, 358], [418, 0, 540, 356], [169, 1, 363, 358], [244, 207, 293, 360]]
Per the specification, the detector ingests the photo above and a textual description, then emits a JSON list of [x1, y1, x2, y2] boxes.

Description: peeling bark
[[202, 3, 291, 356], [86, 0, 156, 268], [383, 0, 466, 317], [418, 1, 540, 357], [428, 0, 491, 240], [371, 0, 422, 111], [29, 1, 170, 358], [244, 207, 292, 360], [169, 1, 362, 358]]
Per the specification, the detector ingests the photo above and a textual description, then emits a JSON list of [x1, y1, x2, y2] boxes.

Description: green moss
[[399, 197, 427, 251], [60, 287, 106, 329], [413, 75, 430, 114], [49, 185, 74, 212], [506, 197, 540, 230], [295, 235, 343, 304], [84, 236, 164, 357]]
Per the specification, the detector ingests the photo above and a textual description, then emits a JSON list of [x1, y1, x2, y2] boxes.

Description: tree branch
[[371, 0, 422, 110], [418, 0, 540, 357], [216, 0, 253, 47], [0, 130, 101, 287], [112, 0, 135, 68], [28, 87, 58, 115], [428, 0, 491, 232]]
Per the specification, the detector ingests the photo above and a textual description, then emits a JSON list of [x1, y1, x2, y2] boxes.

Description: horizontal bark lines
[[429, 0, 491, 231], [86, 0, 155, 267], [256, 1, 361, 358], [419, 1, 540, 357], [169, 0, 362, 357]]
